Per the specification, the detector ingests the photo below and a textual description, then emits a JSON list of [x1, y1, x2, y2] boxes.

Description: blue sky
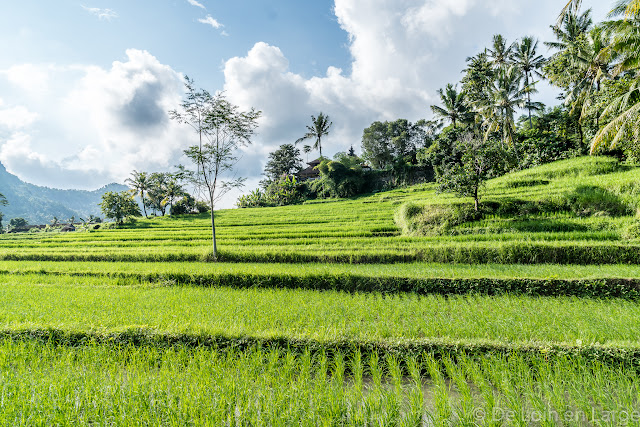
[[0, 1, 351, 99], [0, 1, 611, 207]]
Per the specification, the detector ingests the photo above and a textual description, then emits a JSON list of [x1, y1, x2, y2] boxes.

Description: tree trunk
[[526, 73, 533, 129], [141, 191, 147, 218], [210, 200, 217, 260], [527, 90, 532, 129], [474, 187, 479, 212], [577, 120, 585, 153]]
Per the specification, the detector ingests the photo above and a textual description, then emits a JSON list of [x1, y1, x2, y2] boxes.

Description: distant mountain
[[0, 163, 129, 224]]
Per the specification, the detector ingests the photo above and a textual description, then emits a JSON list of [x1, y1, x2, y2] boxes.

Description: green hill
[[0, 162, 128, 224]]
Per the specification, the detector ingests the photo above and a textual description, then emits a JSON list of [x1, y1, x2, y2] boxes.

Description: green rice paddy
[[1, 157, 640, 424]]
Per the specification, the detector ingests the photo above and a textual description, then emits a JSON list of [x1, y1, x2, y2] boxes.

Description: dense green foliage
[[262, 143, 304, 183], [99, 191, 142, 224]]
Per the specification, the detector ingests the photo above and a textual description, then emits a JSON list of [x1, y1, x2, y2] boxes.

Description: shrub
[[314, 160, 365, 198], [236, 189, 266, 208], [195, 201, 209, 213], [123, 215, 138, 225], [565, 186, 633, 217], [622, 220, 640, 240], [171, 195, 197, 215], [237, 176, 308, 208], [395, 202, 480, 235]]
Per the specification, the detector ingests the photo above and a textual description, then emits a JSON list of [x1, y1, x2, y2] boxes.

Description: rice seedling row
[[2, 276, 640, 349], [2, 260, 640, 300], [1, 339, 639, 426]]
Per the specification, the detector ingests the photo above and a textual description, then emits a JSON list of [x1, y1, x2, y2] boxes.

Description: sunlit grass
[[1, 275, 639, 346], [1, 339, 638, 426]]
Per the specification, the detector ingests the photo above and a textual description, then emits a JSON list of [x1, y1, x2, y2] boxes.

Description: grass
[[1, 275, 639, 347], [0, 157, 638, 264], [2, 261, 640, 300], [2, 339, 639, 426], [1, 156, 640, 422], [4, 259, 640, 280]]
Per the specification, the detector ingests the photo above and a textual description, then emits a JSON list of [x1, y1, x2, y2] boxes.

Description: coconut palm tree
[[511, 36, 546, 127], [547, 8, 593, 53], [462, 52, 495, 107], [476, 66, 529, 159], [163, 178, 185, 216], [590, 2, 640, 153], [544, 8, 595, 150], [430, 84, 470, 128], [125, 170, 150, 218], [487, 34, 514, 70], [566, 26, 612, 118], [295, 113, 332, 158], [561, 0, 640, 24]]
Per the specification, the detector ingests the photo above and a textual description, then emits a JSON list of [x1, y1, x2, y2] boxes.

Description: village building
[[296, 158, 322, 181]]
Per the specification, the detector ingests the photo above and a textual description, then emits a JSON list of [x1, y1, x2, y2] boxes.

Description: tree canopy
[[99, 191, 141, 224], [263, 144, 304, 183]]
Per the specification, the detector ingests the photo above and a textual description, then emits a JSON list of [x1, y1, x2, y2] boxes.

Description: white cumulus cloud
[[0, 102, 38, 130], [2, 64, 51, 94], [0, 50, 191, 191]]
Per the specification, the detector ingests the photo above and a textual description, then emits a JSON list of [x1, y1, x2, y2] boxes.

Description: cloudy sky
[[0, 0, 611, 208]]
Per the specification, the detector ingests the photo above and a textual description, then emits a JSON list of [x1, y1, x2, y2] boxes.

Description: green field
[[2, 157, 640, 424]]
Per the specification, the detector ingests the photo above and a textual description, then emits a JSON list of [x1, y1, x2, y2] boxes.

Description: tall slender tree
[[547, 8, 593, 54], [295, 113, 332, 158], [462, 52, 495, 106], [125, 170, 150, 218], [511, 37, 546, 126], [163, 178, 185, 216], [430, 84, 470, 128], [566, 27, 612, 119], [476, 66, 529, 159], [170, 77, 260, 259], [487, 34, 514, 70], [590, 1, 640, 153], [545, 8, 594, 150]]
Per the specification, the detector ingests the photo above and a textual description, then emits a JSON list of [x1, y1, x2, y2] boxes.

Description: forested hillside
[[0, 163, 127, 224]]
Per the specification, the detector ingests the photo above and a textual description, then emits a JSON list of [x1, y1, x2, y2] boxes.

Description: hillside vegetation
[[2, 156, 640, 424], [2, 157, 639, 264], [0, 162, 128, 224]]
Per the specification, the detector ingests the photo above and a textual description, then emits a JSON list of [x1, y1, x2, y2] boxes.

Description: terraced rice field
[[2, 156, 640, 424]]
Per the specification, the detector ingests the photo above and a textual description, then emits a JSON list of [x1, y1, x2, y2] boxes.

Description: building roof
[[297, 158, 322, 180]]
